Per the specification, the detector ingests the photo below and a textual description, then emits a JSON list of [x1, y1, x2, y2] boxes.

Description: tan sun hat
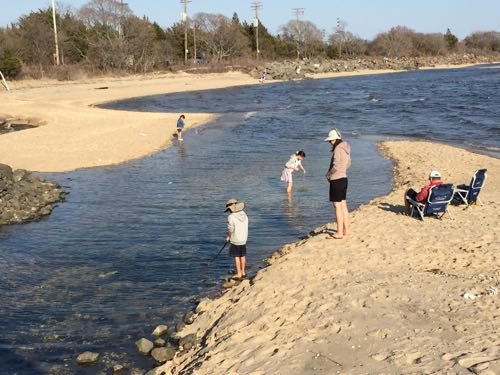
[[226, 201, 245, 213], [324, 128, 342, 141], [429, 170, 441, 178], [224, 198, 238, 212]]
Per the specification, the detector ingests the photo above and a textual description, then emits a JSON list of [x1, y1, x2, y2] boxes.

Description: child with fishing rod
[[224, 198, 248, 281]]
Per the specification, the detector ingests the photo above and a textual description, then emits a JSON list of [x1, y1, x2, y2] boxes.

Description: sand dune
[[152, 141, 499, 375]]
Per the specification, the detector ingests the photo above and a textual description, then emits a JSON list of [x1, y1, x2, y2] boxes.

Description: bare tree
[[79, 0, 132, 30], [369, 26, 415, 57], [329, 20, 366, 57], [280, 19, 324, 58], [465, 31, 500, 52], [411, 33, 447, 56], [193, 12, 250, 62], [123, 16, 173, 72]]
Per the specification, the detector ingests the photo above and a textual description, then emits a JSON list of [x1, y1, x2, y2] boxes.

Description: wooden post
[[0, 71, 10, 91]]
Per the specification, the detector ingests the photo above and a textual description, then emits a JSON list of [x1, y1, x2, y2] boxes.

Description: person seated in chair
[[404, 170, 443, 215]]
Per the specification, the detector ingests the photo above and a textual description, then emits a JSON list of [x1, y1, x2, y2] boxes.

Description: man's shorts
[[329, 177, 348, 202], [229, 244, 246, 257]]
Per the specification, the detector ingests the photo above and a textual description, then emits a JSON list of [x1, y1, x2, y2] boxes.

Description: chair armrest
[[406, 196, 424, 207]]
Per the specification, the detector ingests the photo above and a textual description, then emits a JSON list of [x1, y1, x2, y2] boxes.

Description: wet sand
[[151, 140, 499, 375]]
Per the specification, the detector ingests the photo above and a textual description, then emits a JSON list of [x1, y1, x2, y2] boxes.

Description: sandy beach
[[151, 140, 499, 375], [0, 71, 259, 172], [1, 66, 498, 374]]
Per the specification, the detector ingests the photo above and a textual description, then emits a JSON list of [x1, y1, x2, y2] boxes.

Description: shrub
[[0, 50, 22, 78]]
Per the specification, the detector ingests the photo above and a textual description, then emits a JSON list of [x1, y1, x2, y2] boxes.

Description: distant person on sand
[[404, 171, 443, 215], [225, 198, 249, 280], [259, 70, 267, 83], [280, 150, 306, 193], [325, 129, 351, 239], [176, 114, 185, 140]]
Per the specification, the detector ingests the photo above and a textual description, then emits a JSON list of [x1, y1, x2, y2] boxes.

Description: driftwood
[[0, 71, 10, 91]]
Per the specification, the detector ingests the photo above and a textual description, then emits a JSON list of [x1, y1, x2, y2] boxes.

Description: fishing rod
[[211, 241, 229, 261]]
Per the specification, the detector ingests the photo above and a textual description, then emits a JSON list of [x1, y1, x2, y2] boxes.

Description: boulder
[[152, 324, 168, 337], [112, 364, 125, 373], [135, 337, 154, 355], [154, 337, 166, 347], [76, 351, 100, 365], [151, 347, 176, 364]]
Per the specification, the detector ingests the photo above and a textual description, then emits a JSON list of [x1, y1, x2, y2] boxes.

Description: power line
[[251, 2, 262, 60], [292, 8, 304, 59], [180, 0, 191, 64]]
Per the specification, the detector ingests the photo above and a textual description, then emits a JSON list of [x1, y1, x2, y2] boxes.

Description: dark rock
[[0, 163, 65, 226], [178, 333, 197, 351], [154, 337, 166, 347], [135, 338, 154, 355], [151, 347, 176, 364], [175, 321, 185, 333], [12, 169, 29, 182], [76, 351, 100, 365], [183, 311, 195, 325], [0, 163, 13, 192]]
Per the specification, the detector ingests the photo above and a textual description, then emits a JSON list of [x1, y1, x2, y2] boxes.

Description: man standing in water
[[225, 198, 248, 280], [325, 129, 351, 239]]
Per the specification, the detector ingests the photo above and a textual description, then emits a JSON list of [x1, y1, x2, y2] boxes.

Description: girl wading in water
[[176, 114, 185, 140], [280, 150, 306, 193], [325, 129, 351, 239]]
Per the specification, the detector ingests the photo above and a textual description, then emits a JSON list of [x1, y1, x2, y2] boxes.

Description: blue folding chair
[[406, 183, 454, 221], [453, 169, 487, 207]]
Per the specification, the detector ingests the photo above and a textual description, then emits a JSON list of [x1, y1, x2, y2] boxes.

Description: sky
[[1, 0, 499, 40]]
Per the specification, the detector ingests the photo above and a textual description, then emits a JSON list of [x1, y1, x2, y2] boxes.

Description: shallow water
[[1, 65, 499, 374]]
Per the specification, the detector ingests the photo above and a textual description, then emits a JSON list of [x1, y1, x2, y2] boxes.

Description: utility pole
[[118, 0, 128, 38], [181, 0, 191, 64], [336, 17, 342, 58], [51, 0, 60, 65], [292, 8, 304, 60], [193, 22, 197, 62], [251, 2, 262, 60]]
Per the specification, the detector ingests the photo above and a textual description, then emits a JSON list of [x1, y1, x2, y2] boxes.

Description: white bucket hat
[[324, 128, 342, 142], [429, 170, 441, 178]]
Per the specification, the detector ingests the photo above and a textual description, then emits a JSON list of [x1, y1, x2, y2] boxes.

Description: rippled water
[[0, 65, 498, 374]]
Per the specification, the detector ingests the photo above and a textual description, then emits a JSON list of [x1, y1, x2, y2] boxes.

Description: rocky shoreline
[[0, 163, 66, 225], [248, 54, 497, 80]]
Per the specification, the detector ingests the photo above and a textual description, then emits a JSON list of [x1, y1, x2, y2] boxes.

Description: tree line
[[0, 0, 499, 79]]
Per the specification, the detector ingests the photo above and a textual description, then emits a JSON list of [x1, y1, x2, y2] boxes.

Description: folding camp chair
[[406, 183, 454, 221], [453, 169, 487, 207]]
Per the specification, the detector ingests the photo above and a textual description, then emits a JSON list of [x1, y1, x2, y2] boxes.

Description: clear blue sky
[[1, 0, 499, 40]]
